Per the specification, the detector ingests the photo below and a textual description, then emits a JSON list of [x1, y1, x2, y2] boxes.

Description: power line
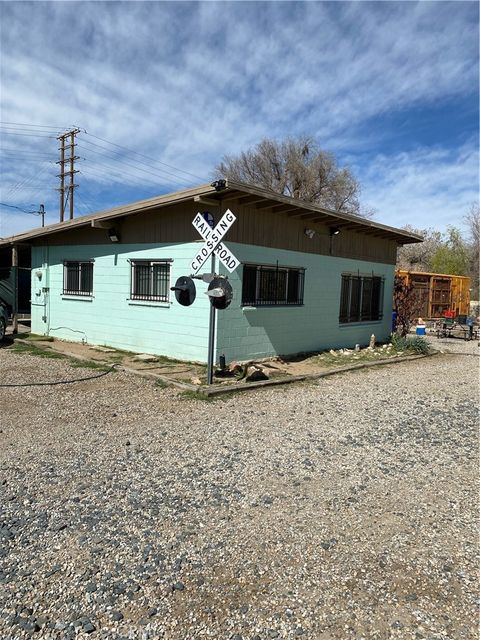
[[1, 124, 209, 221], [77, 140, 193, 184], [0, 202, 38, 215], [81, 129, 207, 182], [75, 191, 95, 215], [57, 128, 80, 222], [1, 122, 207, 181], [5, 161, 53, 198], [1, 151, 54, 159], [0, 121, 68, 130], [77, 144, 193, 187], [0, 127, 62, 135], [0, 131, 57, 138]]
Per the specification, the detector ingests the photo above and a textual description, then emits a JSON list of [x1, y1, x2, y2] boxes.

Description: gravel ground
[[0, 337, 478, 639]]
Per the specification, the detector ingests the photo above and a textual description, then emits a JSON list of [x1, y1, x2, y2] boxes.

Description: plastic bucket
[[416, 326, 426, 336]]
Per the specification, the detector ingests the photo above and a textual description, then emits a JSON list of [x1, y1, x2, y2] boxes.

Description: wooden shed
[[396, 270, 471, 319]]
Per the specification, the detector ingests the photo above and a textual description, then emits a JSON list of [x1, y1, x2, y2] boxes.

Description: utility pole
[[57, 128, 80, 222]]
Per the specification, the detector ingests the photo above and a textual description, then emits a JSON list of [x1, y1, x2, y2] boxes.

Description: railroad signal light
[[171, 276, 196, 306], [206, 276, 233, 310]]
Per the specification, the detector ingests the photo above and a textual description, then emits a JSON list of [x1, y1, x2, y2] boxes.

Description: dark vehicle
[[0, 302, 8, 341], [0, 266, 31, 315]]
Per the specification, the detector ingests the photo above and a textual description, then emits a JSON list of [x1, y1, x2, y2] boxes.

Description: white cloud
[[0, 1, 478, 236], [358, 140, 479, 233]]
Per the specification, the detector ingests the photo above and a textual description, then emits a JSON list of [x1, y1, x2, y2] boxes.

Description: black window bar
[[339, 273, 384, 323], [130, 260, 170, 302], [242, 264, 305, 306], [63, 261, 93, 296]]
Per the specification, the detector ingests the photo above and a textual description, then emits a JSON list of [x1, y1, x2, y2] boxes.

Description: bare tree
[[396, 226, 442, 272], [464, 202, 479, 296], [393, 274, 424, 336], [215, 136, 364, 216]]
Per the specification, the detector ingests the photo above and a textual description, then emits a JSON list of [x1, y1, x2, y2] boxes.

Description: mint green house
[[1, 181, 421, 363]]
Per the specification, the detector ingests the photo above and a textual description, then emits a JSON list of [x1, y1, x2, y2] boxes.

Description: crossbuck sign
[[190, 210, 240, 276]]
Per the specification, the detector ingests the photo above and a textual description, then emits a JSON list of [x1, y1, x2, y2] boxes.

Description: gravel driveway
[[0, 337, 478, 639]]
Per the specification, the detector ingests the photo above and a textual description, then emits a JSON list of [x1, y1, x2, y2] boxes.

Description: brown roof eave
[[0, 183, 220, 247], [223, 180, 424, 244], [0, 180, 424, 247]]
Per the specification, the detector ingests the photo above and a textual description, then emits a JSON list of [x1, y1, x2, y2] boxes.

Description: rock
[[112, 611, 124, 621], [173, 581, 185, 591], [245, 368, 268, 382], [134, 353, 159, 362], [113, 582, 126, 594]]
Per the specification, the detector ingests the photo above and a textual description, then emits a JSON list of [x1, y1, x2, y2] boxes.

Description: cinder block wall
[[31, 242, 394, 364], [216, 243, 395, 363], [30, 243, 211, 362]]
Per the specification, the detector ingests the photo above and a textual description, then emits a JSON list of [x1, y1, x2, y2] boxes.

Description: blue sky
[[0, 1, 478, 237]]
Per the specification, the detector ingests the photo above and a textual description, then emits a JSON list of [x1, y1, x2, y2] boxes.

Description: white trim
[[61, 295, 94, 302], [127, 299, 171, 308]]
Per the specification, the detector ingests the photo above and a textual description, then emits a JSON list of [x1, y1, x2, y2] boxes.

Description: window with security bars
[[130, 260, 171, 302], [63, 261, 94, 296], [242, 264, 305, 306], [339, 274, 384, 323]]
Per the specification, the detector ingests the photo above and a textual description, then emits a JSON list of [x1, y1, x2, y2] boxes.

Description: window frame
[[241, 263, 305, 307], [129, 259, 172, 303], [339, 272, 384, 324], [63, 260, 94, 297]]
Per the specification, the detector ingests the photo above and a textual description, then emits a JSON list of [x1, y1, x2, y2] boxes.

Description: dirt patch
[[11, 324, 428, 390]]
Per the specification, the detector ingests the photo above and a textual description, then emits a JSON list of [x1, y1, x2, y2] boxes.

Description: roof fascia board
[[0, 183, 218, 246], [225, 179, 424, 243], [0, 180, 423, 246]]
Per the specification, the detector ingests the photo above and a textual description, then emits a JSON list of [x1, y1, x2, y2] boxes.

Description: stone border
[[13, 337, 436, 397], [198, 353, 436, 397]]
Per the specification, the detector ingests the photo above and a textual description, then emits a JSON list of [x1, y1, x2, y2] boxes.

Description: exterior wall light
[[211, 179, 227, 191], [304, 228, 315, 239], [108, 228, 120, 243], [329, 227, 341, 236]]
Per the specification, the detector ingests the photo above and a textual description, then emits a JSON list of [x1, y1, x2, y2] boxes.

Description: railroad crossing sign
[[190, 210, 240, 276]]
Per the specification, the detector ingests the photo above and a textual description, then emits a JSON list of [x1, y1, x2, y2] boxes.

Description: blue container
[[416, 326, 426, 336], [392, 310, 398, 333]]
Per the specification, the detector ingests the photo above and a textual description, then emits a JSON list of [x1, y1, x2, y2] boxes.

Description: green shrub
[[391, 333, 430, 355]]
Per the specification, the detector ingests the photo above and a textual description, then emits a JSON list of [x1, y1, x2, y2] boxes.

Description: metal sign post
[[206, 252, 216, 385], [190, 209, 239, 384]]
